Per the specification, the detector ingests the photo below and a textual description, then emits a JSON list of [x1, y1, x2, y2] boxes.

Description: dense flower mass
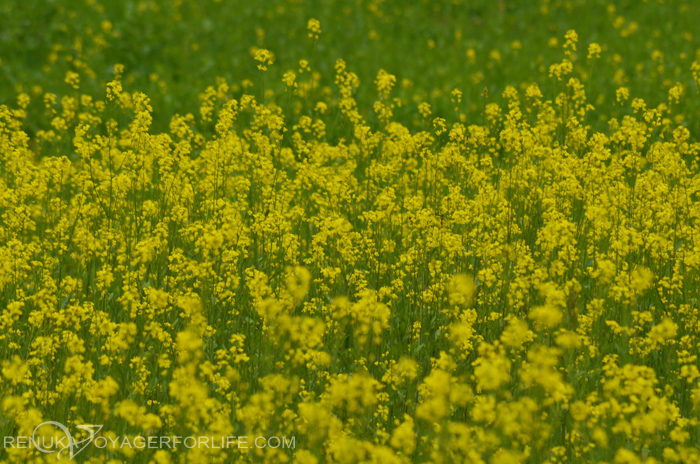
[[2, 1, 700, 463]]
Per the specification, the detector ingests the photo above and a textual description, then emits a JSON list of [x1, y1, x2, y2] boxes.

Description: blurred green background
[[1, 0, 698, 135]]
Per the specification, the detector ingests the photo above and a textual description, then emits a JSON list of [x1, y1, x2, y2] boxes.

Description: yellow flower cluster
[[1, 28, 700, 464]]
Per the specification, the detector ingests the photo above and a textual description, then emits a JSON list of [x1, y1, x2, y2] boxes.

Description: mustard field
[[1, 1, 700, 463]]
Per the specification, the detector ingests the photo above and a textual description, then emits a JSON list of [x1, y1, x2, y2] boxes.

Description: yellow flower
[[648, 318, 678, 344], [588, 42, 602, 59], [564, 29, 578, 53], [418, 102, 432, 118], [528, 304, 563, 329], [64, 71, 80, 89], [375, 69, 396, 98], [307, 18, 322, 40], [283, 70, 297, 87], [500, 318, 535, 349], [286, 266, 311, 305], [389, 415, 415, 454], [448, 274, 476, 307], [473, 343, 511, 391], [254, 48, 274, 71]]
